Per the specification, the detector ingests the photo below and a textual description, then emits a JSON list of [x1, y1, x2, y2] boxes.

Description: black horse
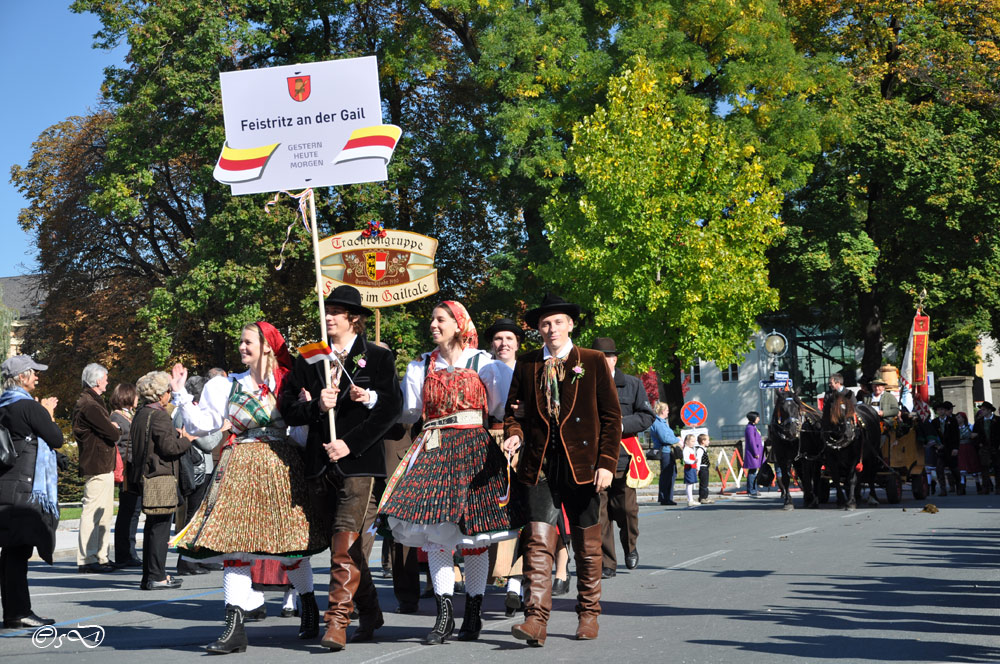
[[820, 392, 881, 510], [768, 389, 822, 509]]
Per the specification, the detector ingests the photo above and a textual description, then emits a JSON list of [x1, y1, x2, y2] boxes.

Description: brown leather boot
[[571, 523, 603, 640], [349, 532, 384, 643], [320, 531, 362, 651], [511, 522, 558, 647]]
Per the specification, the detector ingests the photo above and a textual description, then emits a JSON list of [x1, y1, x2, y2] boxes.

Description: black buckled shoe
[[504, 591, 523, 617], [3, 613, 55, 629], [142, 576, 182, 590], [552, 577, 570, 596], [78, 562, 115, 574], [601, 568, 616, 579]]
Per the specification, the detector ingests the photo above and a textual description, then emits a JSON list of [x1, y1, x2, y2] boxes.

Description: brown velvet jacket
[[504, 345, 622, 485]]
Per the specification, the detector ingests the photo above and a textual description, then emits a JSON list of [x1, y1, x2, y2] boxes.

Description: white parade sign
[[214, 56, 400, 194]]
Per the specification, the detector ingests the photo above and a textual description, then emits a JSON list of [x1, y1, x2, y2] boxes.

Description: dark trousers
[[114, 489, 143, 564], [0, 545, 32, 620], [326, 474, 381, 617], [524, 474, 602, 529], [658, 459, 677, 503], [600, 469, 639, 569], [698, 466, 710, 500], [141, 512, 173, 585], [391, 543, 420, 608], [178, 479, 210, 530]]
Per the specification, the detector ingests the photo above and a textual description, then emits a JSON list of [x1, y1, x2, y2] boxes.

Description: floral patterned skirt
[[174, 438, 329, 560], [381, 426, 523, 550]]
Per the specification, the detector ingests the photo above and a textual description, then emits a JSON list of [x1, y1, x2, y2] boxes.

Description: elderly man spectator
[[72, 363, 120, 573]]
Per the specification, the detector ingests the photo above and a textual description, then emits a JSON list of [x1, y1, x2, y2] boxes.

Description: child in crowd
[[696, 433, 714, 504], [682, 434, 699, 506]]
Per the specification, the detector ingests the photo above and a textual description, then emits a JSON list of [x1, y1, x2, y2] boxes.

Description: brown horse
[[768, 389, 822, 509]]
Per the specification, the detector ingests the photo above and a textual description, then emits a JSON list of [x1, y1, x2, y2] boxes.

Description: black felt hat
[[934, 400, 955, 411], [981, 401, 996, 412], [525, 293, 581, 329], [324, 285, 374, 317], [483, 318, 524, 343], [591, 337, 619, 355]]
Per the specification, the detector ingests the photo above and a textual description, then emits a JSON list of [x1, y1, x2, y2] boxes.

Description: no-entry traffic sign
[[681, 400, 707, 427]]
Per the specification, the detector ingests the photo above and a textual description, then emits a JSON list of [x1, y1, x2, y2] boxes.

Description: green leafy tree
[[773, 0, 1000, 378], [542, 57, 783, 383]]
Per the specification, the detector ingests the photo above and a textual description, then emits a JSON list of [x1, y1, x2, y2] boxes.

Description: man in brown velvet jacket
[[503, 294, 622, 646]]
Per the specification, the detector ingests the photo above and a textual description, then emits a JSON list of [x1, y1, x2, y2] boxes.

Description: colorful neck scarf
[[440, 301, 478, 350], [541, 356, 566, 419]]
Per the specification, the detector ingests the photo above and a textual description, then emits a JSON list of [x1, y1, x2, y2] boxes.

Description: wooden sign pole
[[306, 189, 337, 441]]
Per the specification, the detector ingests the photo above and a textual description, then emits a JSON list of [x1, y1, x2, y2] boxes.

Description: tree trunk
[[662, 353, 685, 430], [858, 286, 882, 379]]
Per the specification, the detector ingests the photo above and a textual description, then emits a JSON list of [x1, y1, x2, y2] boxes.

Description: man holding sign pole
[[279, 285, 401, 651]]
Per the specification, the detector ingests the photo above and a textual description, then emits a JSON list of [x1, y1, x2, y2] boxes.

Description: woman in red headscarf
[[170, 322, 327, 654], [380, 301, 522, 645]]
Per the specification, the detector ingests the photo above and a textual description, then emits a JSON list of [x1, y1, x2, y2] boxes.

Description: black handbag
[[757, 461, 775, 487], [0, 423, 17, 471]]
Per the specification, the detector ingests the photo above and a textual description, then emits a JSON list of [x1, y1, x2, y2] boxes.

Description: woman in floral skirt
[[171, 321, 328, 654], [380, 301, 521, 644]]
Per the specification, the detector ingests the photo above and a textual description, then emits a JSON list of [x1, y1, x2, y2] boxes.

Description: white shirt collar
[[331, 333, 358, 354], [542, 339, 574, 360]]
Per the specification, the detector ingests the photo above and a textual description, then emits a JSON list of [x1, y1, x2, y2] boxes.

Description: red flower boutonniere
[[571, 365, 585, 384]]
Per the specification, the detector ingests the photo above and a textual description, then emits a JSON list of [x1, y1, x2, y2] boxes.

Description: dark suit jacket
[[279, 335, 402, 478], [504, 345, 622, 485], [972, 416, 1000, 450], [72, 388, 120, 476], [614, 370, 656, 471]]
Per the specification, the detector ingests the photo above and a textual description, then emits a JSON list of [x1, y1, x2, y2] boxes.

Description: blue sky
[[0, 2, 126, 276]]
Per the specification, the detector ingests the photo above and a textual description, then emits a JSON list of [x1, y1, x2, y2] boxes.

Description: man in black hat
[[860, 378, 899, 427], [278, 285, 402, 650], [503, 294, 622, 645], [972, 401, 1000, 493], [590, 337, 654, 578], [931, 401, 960, 496]]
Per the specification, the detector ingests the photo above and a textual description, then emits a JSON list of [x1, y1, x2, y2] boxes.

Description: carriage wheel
[[911, 473, 928, 500], [885, 472, 902, 504], [817, 477, 831, 504]]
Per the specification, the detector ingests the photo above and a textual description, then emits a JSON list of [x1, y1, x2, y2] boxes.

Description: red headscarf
[[254, 321, 293, 396], [440, 301, 478, 350]]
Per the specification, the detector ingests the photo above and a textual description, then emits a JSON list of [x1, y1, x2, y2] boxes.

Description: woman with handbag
[[170, 321, 328, 654], [130, 371, 195, 591], [0, 355, 63, 629]]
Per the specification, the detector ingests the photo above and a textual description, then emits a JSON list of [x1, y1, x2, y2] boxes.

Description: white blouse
[[400, 347, 506, 424]]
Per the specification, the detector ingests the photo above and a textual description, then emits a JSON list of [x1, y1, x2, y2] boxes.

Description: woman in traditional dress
[[170, 321, 327, 654], [380, 302, 522, 645]]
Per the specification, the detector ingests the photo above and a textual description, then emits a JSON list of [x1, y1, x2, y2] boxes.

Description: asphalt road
[[2, 490, 998, 663]]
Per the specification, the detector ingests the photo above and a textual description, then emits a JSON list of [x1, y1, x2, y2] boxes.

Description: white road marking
[[841, 510, 872, 518], [33, 588, 130, 597], [770, 526, 817, 539], [650, 549, 731, 576]]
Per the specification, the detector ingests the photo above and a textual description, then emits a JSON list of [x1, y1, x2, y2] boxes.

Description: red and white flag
[[297, 341, 336, 365]]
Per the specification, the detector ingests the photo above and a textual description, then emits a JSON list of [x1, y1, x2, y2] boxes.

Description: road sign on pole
[[681, 400, 708, 427], [759, 380, 794, 389]]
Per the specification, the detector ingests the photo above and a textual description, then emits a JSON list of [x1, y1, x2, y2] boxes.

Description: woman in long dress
[[171, 321, 328, 654], [380, 301, 522, 644]]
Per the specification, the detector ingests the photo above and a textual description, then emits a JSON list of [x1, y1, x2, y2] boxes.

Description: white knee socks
[[426, 549, 456, 596], [223, 565, 264, 611], [282, 558, 314, 595], [462, 552, 489, 597]]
